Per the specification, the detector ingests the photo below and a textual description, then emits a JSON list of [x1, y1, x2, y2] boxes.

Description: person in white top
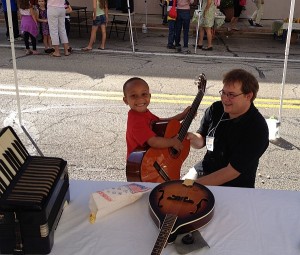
[[47, 0, 71, 57], [248, 0, 264, 27]]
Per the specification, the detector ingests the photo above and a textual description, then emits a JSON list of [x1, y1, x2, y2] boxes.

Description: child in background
[[64, 0, 72, 36], [81, 0, 108, 51], [123, 77, 190, 158], [165, 0, 176, 49], [37, 0, 52, 53], [18, 0, 39, 55], [64, 0, 72, 52]]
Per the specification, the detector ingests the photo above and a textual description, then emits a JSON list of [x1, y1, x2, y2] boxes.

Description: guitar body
[[126, 119, 190, 183], [149, 180, 215, 253], [126, 74, 207, 184]]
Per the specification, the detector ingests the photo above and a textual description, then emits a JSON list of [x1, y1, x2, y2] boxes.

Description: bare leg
[[86, 26, 98, 49], [53, 45, 60, 56], [63, 43, 70, 55], [198, 27, 204, 47], [99, 24, 106, 49], [229, 17, 239, 30], [205, 27, 212, 48]]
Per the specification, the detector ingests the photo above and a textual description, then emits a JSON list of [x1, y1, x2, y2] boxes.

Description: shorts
[[92, 15, 106, 26]]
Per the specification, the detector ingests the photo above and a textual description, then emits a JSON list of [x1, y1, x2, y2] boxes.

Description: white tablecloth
[[51, 180, 300, 255]]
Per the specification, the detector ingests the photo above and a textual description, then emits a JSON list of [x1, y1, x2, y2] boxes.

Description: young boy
[[123, 77, 190, 158]]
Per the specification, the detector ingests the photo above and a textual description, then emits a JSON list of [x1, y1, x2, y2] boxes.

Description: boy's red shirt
[[126, 109, 159, 158]]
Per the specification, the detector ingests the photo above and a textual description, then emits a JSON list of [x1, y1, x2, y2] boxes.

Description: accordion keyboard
[[0, 127, 66, 209]]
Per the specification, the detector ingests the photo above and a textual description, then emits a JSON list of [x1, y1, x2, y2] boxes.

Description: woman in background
[[47, 0, 71, 57], [197, 0, 216, 51]]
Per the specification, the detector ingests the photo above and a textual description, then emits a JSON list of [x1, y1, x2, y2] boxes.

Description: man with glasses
[[183, 69, 269, 188]]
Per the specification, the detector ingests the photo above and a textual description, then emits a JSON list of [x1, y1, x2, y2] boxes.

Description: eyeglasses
[[219, 90, 244, 99]]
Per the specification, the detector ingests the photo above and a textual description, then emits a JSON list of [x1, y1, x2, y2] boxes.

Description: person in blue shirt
[[1, 0, 22, 40]]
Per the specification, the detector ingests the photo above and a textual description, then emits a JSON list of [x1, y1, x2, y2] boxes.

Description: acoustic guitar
[[126, 74, 207, 183], [149, 180, 215, 255]]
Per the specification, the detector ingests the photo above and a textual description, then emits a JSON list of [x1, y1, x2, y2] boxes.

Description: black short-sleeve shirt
[[197, 101, 269, 188]]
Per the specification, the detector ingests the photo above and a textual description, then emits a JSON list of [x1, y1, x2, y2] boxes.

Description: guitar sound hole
[[169, 147, 180, 158]]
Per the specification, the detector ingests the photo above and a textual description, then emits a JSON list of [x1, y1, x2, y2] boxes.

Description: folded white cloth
[[89, 183, 151, 223]]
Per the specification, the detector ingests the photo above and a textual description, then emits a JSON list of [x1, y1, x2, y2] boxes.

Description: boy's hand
[[177, 106, 191, 121], [171, 136, 183, 151]]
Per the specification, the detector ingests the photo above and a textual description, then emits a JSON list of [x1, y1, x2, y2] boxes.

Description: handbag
[[168, 0, 177, 19], [239, 0, 247, 6]]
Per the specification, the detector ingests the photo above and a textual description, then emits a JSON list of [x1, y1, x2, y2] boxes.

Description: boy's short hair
[[223, 69, 259, 102], [123, 77, 148, 95]]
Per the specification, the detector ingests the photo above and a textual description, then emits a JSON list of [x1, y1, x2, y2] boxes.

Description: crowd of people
[[1, 0, 266, 55], [164, 0, 265, 53], [1, 0, 72, 56]]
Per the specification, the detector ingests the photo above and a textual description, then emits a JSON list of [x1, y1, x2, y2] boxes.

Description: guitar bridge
[[153, 162, 171, 182]]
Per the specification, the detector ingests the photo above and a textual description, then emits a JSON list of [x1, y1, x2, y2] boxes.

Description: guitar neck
[[151, 214, 177, 255], [178, 90, 204, 142]]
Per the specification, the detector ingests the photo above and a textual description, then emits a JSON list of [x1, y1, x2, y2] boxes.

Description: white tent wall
[[70, 0, 299, 19]]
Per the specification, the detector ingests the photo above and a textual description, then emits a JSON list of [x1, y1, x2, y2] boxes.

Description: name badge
[[206, 136, 214, 151]]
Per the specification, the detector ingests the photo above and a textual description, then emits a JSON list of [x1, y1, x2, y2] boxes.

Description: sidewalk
[[1, 13, 298, 58]]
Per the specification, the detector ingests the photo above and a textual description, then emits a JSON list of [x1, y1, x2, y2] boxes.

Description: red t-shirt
[[126, 109, 159, 158]]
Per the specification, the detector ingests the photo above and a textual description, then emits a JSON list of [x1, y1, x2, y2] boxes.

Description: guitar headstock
[[196, 73, 207, 94]]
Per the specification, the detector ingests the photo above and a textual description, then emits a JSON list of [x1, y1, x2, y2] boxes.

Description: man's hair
[[123, 77, 148, 95], [223, 69, 259, 102]]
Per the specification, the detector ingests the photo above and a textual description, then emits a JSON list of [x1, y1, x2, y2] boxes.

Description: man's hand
[[187, 132, 205, 149]]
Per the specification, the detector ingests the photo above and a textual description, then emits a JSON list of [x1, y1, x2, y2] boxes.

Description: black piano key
[[13, 139, 29, 160]]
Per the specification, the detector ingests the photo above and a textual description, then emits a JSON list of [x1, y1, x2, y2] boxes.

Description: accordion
[[0, 126, 70, 254]]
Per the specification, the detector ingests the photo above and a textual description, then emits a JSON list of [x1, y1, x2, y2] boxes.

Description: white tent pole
[[278, 0, 295, 129], [127, 0, 135, 53], [194, 1, 202, 54], [6, 0, 23, 126]]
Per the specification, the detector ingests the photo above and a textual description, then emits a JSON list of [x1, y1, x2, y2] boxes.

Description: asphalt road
[[0, 33, 299, 191]]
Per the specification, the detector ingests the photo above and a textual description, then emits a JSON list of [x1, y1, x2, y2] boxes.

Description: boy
[[123, 77, 190, 158]]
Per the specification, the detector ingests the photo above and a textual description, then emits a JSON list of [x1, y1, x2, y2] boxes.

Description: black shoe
[[175, 45, 181, 52], [44, 49, 53, 54], [255, 23, 263, 27], [68, 47, 73, 53], [167, 45, 175, 49], [248, 19, 254, 26], [182, 47, 191, 54]]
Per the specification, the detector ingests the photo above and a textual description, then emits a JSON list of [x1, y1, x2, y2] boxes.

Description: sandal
[[202, 47, 213, 51], [81, 47, 92, 52], [50, 53, 61, 57]]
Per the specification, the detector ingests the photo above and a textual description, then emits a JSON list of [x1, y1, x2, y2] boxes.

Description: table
[[71, 6, 88, 36], [50, 180, 300, 255]]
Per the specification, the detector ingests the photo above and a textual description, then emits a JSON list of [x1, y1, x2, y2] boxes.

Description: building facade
[[70, 0, 299, 20]]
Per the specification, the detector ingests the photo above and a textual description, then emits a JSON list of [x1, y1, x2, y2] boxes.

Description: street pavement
[[0, 16, 299, 191]]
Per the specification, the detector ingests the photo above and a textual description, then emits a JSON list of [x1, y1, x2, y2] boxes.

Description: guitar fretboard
[[178, 89, 205, 142], [151, 214, 177, 255]]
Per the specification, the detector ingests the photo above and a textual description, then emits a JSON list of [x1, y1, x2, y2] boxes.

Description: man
[[1, 0, 22, 40], [174, 0, 194, 54], [184, 69, 269, 188]]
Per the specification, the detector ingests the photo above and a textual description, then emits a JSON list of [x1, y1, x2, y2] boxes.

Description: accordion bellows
[[0, 126, 70, 254]]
